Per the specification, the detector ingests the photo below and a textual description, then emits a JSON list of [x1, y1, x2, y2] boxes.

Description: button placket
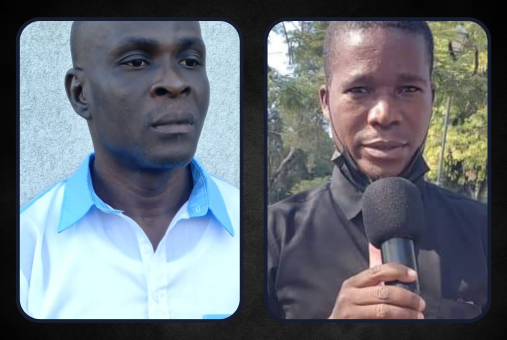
[[146, 239, 170, 318], [120, 214, 168, 319], [153, 291, 161, 302]]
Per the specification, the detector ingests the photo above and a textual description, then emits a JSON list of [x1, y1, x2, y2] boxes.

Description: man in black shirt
[[267, 21, 488, 320]]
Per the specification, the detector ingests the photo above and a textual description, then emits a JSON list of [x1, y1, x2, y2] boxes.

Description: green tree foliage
[[424, 21, 488, 201], [268, 21, 488, 205], [267, 23, 334, 204]]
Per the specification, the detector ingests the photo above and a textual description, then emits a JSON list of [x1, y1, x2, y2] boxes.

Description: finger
[[345, 263, 417, 288], [355, 303, 425, 319], [351, 285, 426, 312]]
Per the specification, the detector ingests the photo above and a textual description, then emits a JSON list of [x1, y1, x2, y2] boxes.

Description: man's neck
[[90, 152, 193, 250]]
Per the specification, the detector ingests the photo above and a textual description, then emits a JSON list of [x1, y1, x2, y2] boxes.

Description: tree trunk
[[268, 147, 297, 192], [474, 179, 487, 202], [437, 96, 452, 186], [281, 22, 293, 65]]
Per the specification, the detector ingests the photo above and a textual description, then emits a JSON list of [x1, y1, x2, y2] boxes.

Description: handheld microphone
[[362, 177, 424, 293]]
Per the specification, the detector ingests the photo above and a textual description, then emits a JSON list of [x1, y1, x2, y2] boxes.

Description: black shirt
[[267, 157, 488, 320]]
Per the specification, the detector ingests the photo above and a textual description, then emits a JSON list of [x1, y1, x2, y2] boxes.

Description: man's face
[[78, 21, 209, 169], [320, 28, 434, 178]]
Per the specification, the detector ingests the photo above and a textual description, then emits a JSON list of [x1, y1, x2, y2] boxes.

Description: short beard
[[117, 145, 193, 174]]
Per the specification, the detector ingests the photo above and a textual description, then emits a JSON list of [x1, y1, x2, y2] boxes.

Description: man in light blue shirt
[[19, 21, 239, 320]]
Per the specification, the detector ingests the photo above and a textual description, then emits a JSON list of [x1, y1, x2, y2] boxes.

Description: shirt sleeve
[[20, 270, 29, 315], [267, 206, 283, 318], [19, 214, 38, 317], [479, 202, 489, 311], [480, 203, 488, 263]]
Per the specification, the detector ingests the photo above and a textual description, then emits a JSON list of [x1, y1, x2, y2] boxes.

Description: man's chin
[[357, 160, 406, 180], [143, 155, 194, 170], [128, 150, 196, 172]]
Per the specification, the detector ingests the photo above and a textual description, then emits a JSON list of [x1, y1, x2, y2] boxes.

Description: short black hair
[[323, 21, 434, 84]]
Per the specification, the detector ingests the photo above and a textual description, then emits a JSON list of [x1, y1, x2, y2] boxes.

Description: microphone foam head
[[362, 177, 424, 248]]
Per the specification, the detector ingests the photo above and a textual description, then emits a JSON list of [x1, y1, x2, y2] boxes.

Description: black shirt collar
[[330, 148, 430, 221]]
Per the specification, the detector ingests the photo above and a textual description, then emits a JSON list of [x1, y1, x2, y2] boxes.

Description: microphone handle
[[381, 237, 420, 294]]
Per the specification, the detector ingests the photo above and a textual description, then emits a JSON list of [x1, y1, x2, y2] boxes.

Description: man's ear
[[319, 84, 330, 121], [65, 68, 91, 120]]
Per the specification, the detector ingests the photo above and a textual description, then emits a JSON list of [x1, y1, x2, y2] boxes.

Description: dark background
[[9, 3, 505, 339]]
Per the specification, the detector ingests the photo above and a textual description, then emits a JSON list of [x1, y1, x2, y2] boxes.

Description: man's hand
[[328, 263, 426, 319]]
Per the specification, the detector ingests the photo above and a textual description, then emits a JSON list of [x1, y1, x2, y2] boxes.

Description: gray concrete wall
[[19, 20, 240, 207]]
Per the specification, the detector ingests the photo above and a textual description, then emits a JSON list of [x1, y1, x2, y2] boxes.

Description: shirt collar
[[58, 153, 234, 237], [330, 149, 430, 221], [329, 166, 363, 221]]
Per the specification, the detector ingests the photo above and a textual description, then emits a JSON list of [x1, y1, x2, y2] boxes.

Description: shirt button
[[142, 245, 151, 253], [153, 292, 161, 302], [195, 205, 201, 213]]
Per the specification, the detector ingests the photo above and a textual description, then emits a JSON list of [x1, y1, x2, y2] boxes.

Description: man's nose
[[149, 64, 191, 98], [367, 95, 401, 128]]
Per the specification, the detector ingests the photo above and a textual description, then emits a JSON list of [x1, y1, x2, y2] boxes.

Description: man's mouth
[[152, 122, 194, 134], [151, 113, 195, 134], [361, 140, 409, 159]]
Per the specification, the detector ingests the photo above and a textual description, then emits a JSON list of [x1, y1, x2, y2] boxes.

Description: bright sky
[[267, 25, 292, 75]]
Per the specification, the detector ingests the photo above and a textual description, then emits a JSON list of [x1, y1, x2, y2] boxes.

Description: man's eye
[[179, 59, 201, 68], [124, 59, 149, 68], [347, 87, 371, 95], [399, 86, 420, 94]]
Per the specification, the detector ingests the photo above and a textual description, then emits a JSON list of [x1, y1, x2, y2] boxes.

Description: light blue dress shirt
[[20, 153, 240, 319]]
